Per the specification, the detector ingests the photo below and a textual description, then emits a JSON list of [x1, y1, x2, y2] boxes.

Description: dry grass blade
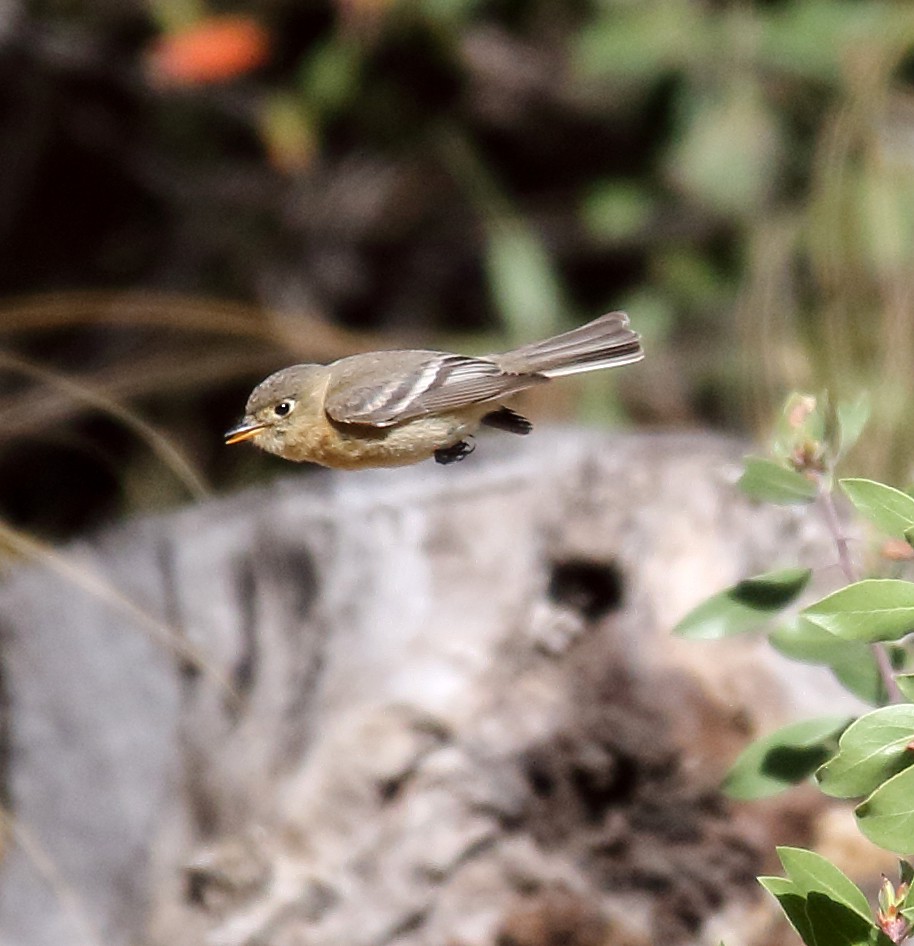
[[0, 290, 375, 359], [0, 290, 391, 447], [0, 345, 280, 440], [0, 519, 240, 708], [0, 349, 210, 500], [0, 806, 104, 946]]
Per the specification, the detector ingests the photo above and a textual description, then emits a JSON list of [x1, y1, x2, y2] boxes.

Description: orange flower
[[148, 16, 271, 87]]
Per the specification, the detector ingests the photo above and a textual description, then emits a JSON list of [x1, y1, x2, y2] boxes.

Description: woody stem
[[817, 482, 901, 703]]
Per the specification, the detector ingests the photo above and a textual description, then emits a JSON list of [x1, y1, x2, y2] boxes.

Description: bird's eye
[[274, 400, 294, 418]]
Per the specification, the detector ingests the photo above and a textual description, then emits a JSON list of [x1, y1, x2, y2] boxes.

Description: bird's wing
[[324, 350, 544, 427]]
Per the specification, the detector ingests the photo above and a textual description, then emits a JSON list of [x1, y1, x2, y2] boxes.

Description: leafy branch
[[674, 391, 914, 944]]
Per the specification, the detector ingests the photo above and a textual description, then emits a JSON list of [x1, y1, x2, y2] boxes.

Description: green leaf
[[759, 876, 799, 896], [901, 863, 914, 920], [739, 457, 818, 505], [771, 616, 868, 663], [485, 220, 566, 343], [803, 580, 914, 644], [573, 3, 703, 82], [667, 83, 782, 216], [828, 648, 886, 706], [419, 0, 484, 25], [738, 568, 814, 607], [759, 876, 816, 946], [804, 891, 878, 946], [299, 37, 362, 117], [655, 248, 730, 310], [895, 674, 914, 702], [724, 716, 850, 800], [674, 567, 812, 639], [817, 706, 914, 798], [840, 479, 914, 539], [778, 847, 874, 924], [757, 0, 898, 84], [581, 181, 653, 241], [856, 765, 914, 854], [836, 395, 870, 456], [771, 618, 888, 703]]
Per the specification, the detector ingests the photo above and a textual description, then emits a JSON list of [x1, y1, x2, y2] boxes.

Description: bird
[[225, 311, 642, 469]]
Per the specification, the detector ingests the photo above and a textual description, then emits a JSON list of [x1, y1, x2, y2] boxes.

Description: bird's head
[[224, 364, 325, 456]]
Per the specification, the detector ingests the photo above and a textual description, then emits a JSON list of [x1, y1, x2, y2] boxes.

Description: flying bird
[[225, 311, 642, 469]]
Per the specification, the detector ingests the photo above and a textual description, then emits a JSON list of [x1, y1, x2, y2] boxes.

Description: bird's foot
[[481, 406, 532, 435], [434, 439, 475, 465]]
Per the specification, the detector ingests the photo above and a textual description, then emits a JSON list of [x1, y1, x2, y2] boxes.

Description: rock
[[0, 431, 867, 946]]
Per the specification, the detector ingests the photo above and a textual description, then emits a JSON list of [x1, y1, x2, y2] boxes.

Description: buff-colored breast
[[257, 405, 491, 469]]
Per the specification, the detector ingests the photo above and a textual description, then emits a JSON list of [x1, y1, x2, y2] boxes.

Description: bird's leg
[[434, 439, 476, 465]]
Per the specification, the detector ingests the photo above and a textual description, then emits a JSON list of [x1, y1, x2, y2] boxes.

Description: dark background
[[2, 0, 914, 538]]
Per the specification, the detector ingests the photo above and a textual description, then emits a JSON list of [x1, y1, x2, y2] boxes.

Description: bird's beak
[[224, 420, 267, 445]]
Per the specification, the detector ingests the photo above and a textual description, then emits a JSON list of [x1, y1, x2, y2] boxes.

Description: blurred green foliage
[[7, 0, 914, 533]]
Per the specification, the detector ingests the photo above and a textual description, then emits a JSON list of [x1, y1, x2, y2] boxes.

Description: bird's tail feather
[[494, 311, 643, 378]]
